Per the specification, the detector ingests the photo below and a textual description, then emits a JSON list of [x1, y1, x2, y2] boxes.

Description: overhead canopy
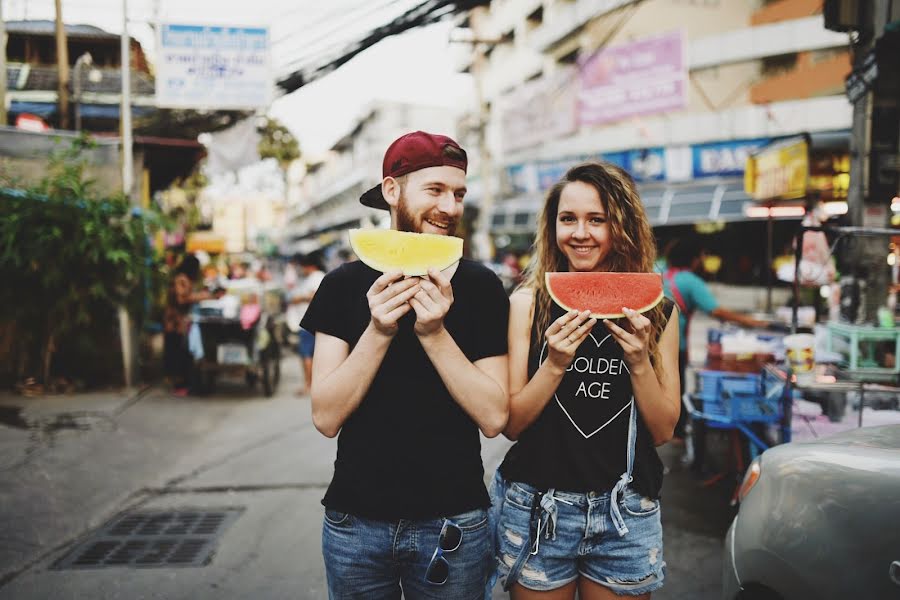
[[489, 177, 788, 234]]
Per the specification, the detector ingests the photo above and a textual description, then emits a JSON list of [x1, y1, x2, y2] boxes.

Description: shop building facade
[[457, 0, 855, 284]]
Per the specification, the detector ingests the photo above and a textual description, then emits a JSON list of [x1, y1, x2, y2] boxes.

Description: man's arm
[[411, 269, 508, 438], [417, 330, 508, 438], [710, 307, 767, 329], [309, 272, 421, 438]]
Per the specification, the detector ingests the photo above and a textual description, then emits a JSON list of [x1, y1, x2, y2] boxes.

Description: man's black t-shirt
[[300, 258, 509, 521]]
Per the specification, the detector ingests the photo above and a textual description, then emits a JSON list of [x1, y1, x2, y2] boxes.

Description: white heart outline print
[[539, 332, 634, 439]]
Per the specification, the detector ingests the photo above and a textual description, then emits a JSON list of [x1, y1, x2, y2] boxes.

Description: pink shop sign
[[578, 30, 687, 126]]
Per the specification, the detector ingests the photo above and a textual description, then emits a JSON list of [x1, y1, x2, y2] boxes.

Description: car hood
[[795, 424, 900, 451]]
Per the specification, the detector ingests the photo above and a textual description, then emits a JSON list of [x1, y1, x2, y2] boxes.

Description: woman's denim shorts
[[495, 479, 666, 596]]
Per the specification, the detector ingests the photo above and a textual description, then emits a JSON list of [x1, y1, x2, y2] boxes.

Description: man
[[662, 238, 766, 447], [300, 131, 509, 599]]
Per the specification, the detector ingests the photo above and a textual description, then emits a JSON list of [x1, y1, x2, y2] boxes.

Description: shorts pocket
[[323, 508, 351, 526], [504, 482, 535, 511], [621, 492, 660, 517]]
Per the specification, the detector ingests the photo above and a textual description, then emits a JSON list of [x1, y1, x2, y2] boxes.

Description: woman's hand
[[603, 307, 651, 372], [545, 310, 596, 372]]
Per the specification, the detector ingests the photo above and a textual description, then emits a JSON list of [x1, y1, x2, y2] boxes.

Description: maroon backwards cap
[[359, 131, 467, 210]]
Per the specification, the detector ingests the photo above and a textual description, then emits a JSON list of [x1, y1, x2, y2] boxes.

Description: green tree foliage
[[0, 135, 163, 387], [257, 117, 301, 169]]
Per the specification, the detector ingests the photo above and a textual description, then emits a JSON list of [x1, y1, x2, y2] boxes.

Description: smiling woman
[[490, 161, 681, 599]]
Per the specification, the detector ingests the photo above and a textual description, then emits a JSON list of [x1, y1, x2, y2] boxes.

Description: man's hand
[[368, 271, 420, 336], [410, 268, 454, 336]]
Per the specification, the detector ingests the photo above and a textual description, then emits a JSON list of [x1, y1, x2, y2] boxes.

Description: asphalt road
[[0, 356, 733, 599]]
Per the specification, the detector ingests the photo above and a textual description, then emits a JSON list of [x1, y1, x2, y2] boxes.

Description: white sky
[[4, 0, 475, 155]]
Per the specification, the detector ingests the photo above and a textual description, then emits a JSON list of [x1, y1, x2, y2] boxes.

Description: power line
[[273, 0, 411, 55], [277, 0, 485, 93]]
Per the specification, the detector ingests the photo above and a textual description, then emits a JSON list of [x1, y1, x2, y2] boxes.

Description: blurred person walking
[[288, 252, 326, 395]]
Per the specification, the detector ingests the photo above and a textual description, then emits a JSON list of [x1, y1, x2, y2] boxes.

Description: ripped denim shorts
[[495, 479, 665, 596]]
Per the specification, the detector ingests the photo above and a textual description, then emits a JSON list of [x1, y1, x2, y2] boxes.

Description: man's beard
[[396, 194, 457, 236]]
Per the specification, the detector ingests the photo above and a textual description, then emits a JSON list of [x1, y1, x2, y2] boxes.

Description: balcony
[[751, 50, 851, 104], [752, 0, 824, 26]]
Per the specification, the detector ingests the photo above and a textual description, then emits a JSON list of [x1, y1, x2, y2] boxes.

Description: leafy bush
[[0, 135, 163, 387]]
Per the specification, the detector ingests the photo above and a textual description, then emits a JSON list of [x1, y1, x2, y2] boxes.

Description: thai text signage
[[745, 137, 809, 201], [156, 24, 272, 109], [578, 30, 687, 126]]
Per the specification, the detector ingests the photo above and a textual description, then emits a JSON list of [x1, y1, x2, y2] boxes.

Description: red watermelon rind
[[545, 272, 664, 319]]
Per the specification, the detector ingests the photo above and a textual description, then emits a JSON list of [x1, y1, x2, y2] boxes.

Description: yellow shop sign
[[745, 137, 809, 202]]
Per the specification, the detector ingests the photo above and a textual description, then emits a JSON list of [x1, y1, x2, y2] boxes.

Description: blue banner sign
[[691, 138, 769, 178]]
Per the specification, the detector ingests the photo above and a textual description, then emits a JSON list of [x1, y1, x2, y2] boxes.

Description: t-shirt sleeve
[[300, 267, 351, 342], [682, 272, 719, 314], [468, 269, 510, 362]]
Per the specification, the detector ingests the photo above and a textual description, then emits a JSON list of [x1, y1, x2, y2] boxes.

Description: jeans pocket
[[622, 492, 660, 517], [504, 482, 535, 511], [323, 508, 351, 526], [447, 508, 488, 532]]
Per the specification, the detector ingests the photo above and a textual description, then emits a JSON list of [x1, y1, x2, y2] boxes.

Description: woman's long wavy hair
[[519, 161, 668, 379]]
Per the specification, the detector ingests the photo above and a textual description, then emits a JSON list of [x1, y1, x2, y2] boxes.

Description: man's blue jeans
[[322, 507, 491, 599]]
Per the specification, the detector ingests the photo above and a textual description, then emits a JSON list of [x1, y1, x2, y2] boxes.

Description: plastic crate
[[696, 371, 780, 424]]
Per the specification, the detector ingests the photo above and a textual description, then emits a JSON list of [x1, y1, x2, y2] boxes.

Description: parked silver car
[[722, 425, 900, 600]]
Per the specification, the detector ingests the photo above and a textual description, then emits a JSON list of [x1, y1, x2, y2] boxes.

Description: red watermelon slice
[[545, 272, 664, 319]]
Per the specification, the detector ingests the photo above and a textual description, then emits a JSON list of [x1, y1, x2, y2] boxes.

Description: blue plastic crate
[[696, 371, 780, 424]]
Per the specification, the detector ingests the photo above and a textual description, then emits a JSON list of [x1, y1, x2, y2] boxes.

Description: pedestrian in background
[[288, 252, 325, 396], [163, 254, 223, 397], [300, 131, 509, 599], [661, 238, 766, 443], [493, 162, 680, 598]]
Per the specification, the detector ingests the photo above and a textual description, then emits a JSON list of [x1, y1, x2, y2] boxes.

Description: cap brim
[[360, 183, 390, 211]]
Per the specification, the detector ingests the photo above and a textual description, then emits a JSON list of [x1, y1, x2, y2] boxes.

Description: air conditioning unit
[[824, 0, 863, 32]]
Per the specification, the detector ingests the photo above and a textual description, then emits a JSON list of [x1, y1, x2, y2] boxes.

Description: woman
[[493, 162, 680, 599]]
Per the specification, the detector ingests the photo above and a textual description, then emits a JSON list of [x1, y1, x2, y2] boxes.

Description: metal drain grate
[[53, 508, 244, 569]]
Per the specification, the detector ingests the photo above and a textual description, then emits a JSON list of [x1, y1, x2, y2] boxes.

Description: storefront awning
[[489, 177, 804, 233]]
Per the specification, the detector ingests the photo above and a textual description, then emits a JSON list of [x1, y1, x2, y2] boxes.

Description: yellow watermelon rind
[[545, 273, 664, 319], [348, 229, 463, 276]]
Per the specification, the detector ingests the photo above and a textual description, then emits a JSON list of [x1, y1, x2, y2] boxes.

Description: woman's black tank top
[[499, 298, 673, 498]]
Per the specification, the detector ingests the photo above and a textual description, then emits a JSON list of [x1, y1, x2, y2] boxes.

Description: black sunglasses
[[424, 519, 462, 585]]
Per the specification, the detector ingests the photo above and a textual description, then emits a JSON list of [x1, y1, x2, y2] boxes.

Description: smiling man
[[300, 131, 510, 599]]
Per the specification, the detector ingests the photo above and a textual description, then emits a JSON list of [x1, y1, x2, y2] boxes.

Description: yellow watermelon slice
[[545, 272, 664, 319], [348, 229, 463, 276]]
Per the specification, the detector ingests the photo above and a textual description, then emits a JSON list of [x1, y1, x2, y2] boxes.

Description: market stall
[[683, 136, 900, 502]]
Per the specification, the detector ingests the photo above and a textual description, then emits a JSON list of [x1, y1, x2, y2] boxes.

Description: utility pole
[[826, 0, 900, 323], [54, 0, 70, 130], [0, 0, 8, 126], [119, 0, 136, 390], [469, 5, 496, 263], [121, 0, 134, 199]]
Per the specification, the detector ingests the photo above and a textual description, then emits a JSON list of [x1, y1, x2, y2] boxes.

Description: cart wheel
[[201, 370, 216, 395], [272, 343, 281, 388], [261, 354, 274, 397]]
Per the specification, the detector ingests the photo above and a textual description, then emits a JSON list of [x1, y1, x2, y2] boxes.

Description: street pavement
[[0, 355, 734, 599]]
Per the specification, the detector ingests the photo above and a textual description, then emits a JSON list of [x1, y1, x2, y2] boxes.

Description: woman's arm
[[504, 290, 596, 440]]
